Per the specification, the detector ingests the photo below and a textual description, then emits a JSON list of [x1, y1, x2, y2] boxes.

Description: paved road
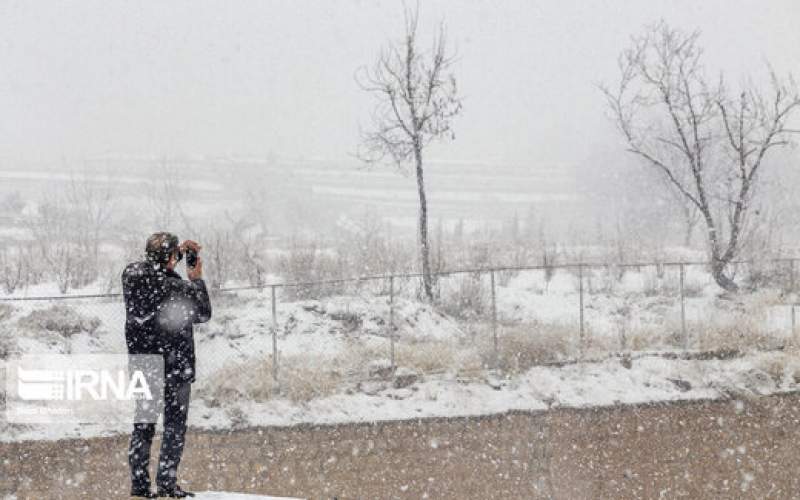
[[3, 393, 800, 499]]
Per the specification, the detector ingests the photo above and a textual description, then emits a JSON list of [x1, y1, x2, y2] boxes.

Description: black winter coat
[[122, 261, 212, 383]]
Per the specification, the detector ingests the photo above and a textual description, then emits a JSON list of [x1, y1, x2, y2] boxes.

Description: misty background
[[0, 0, 798, 293]]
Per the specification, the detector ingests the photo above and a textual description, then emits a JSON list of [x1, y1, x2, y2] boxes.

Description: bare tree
[[206, 225, 234, 290], [0, 242, 39, 294], [335, 208, 412, 277], [240, 234, 267, 288], [66, 169, 116, 286], [25, 198, 78, 293], [602, 21, 799, 291], [0, 246, 24, 294], [146, 159, 193, 233], [202, 212, 251, 290], [357, 4, 462, 300], [19, 170, 117, 293]]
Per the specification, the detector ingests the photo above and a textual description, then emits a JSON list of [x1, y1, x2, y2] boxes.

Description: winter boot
[[130, 486, 156, 498], [157, 485, 195, 497]]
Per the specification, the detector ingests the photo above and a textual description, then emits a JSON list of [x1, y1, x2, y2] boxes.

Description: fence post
[[389, 276, 395, 371], [490, 269, 498, 369], [271, 285, 278, 387], [679, 263, 687, 349], [790, 259, 796, 294], [63, 326, 71, 355], [792, 304, 797, 345], [578, 264, 585, 355]]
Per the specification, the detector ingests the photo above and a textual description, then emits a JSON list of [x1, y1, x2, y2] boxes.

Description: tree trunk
[[706, 233, 739, 293], [711, 258, 738, 292], [697, 206, 739, 293], [414, 143, 434, 301], [711, 188, 751, 293]]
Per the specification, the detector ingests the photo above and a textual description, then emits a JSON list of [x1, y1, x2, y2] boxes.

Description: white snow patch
[[2, 350, 795, 442]]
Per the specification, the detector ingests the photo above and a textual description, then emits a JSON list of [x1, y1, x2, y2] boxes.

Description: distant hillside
[[0, 157, 585, 237]]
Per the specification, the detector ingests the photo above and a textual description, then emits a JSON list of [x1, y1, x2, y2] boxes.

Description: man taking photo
[[123, 232, 212, 498]]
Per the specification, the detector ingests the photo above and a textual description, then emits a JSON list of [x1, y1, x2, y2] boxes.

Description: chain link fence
[[1, 258, 798, 403]]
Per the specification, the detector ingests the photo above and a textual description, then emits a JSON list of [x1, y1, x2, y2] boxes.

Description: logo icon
[[6, 354, 164, 424]]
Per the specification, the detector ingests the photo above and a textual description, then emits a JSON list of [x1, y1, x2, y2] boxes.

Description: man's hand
[[181, 240, 203, 281], [187, 256, 203, 281], [180, 240, 202, 253]]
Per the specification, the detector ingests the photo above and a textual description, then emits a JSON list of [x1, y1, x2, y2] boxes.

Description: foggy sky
[[1, 0, 798, 167]]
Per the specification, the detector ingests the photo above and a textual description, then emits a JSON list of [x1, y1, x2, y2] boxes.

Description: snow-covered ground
[[3, 348, 798, 442], [2, 266, 798, 442]]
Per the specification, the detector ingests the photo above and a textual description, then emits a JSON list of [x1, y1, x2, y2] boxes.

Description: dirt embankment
[[3, 394, 800, 499]]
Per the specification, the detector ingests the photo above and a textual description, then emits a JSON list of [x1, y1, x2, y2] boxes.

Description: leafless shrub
[[542, 251, 557, 289], [396, 339, 481, 376], [18, 305, 102, 338], [437, 272, 488, 320], [0, 303, 12, 322], [0, 303, 15, 357], [0, 326, 14, 359], [627, 325, 683, 351], [205, 224, 235, 290], [333, 210, 415, 278], [200, 353, 350, 404], [642, 265, 673, 297], [693, 318, 782, 352], [741, 259, 784, 291], [757, 350, 800, 386], [478, 322, 577, 374], [0, 246, 25, 294], [278, 238, 344, 300], [200, 337, 482, 405], [240, 232, 268, 288]]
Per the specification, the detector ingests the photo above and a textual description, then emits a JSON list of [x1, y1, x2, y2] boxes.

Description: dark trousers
[[129, 381, 191, 490]]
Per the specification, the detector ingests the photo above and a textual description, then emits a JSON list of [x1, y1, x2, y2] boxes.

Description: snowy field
[[2, 265, 799, 443]]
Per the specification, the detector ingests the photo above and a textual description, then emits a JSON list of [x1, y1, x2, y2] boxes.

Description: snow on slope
[[2, 267, 799, 442], [2, 350, 797, 442]]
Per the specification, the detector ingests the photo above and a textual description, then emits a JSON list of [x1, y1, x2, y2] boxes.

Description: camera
[[185, 248, 198, 268]]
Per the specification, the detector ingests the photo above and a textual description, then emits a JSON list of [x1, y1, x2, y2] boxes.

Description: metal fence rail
[[1, 257, 798, 395]]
